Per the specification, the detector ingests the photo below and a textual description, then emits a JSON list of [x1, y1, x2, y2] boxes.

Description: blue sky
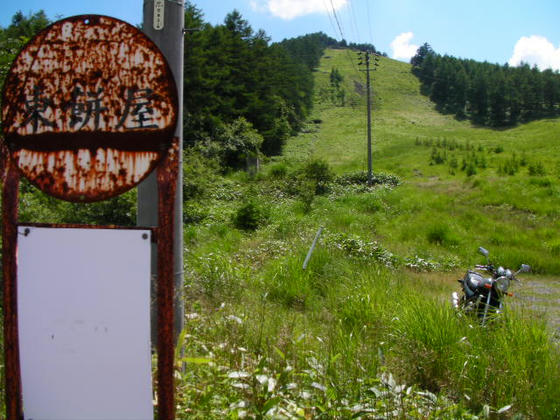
[[1, 1, 560, 69]]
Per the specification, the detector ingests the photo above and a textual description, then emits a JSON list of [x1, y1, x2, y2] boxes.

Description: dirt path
[[512, 276, 560, 339]]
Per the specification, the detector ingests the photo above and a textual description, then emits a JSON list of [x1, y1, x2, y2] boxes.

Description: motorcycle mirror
[[478, 247, 489, 257], [520, 264, 531, 273]]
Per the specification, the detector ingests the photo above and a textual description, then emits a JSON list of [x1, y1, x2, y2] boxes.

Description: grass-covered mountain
[[289, 49, 560, 276]]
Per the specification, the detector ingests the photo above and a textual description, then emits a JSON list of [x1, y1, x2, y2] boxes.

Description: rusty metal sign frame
[[1, 138, 179, 420], [1, 13, 180, 420]]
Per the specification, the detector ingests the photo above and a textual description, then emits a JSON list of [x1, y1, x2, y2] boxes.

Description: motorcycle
[[452, 247, 530, 324]]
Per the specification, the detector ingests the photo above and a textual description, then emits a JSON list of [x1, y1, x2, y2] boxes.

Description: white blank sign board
[[17, 226, 154, 420]]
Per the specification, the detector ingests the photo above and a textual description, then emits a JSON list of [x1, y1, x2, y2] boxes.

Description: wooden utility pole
[[359, 51, 379, 185], [140, 0, 184, 343]]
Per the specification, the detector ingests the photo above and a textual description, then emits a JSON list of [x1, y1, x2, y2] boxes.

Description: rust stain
[[2, 158, 23, 420], [1, 15, 178, 202], [156, 138, 179, 420]]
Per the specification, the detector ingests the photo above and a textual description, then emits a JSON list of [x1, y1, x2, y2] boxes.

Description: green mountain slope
[[285, 48, 560, 275]]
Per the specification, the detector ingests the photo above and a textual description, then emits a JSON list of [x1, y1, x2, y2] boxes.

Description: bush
[[232, 199, 269, 231], [426, 223, 459, 247], [335, 171, 401, 187], [183, 202, 208, 224], [298, 180, 316, 213], [528, 161, 546, 176], [302, 158, 333, 194], [267, 162, 289, 179], [183, 149, 220, 200]]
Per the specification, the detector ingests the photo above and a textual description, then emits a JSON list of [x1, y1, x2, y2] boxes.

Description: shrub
[[426, 224, 459, 247], [302, 158, 333, 194], [183, 149, 220, 200], [267, 162, 289, 179], [335, 171, 401, 187], [465, 162, 477, 177], [232, 199, 269, 231], [528, 161, 546, 176], [183, 202, 208, 224], [298, 180, 316, 213], [548, 240, 560, 256]]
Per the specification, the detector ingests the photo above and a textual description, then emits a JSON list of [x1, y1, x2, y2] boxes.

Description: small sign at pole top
[[154, 0, 165, 30]]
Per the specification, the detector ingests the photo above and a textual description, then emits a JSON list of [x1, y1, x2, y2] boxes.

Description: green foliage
[[0, 10, 50, 108], [183, 6, 322, 157], [393, 295, 560, 418], [266, 162, 289, 179], [183, 148, 220, 200], [426, 223, 460, 247], [18, 180, 136, 226], [326, 67, 346, 106], [301, 158, 334, 194], [412, 45, 560, 126], [335, 171, 401, 187], [232, 198, 270, 231], [296, 180, 316, 213], [215, 117, 263, 169], [498, 153, 520, 176], [528, 160, 547, 176]]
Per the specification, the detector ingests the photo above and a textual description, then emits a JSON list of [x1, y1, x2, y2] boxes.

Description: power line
[[365, 0, 374, 46], [347, 0, 362, 43], [322, 0, 339, 37], [329, 0, 345, 40]]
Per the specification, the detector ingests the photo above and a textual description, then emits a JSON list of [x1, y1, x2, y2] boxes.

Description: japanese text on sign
[[154, 0, 165, 30], [23, 85, 159, 133]]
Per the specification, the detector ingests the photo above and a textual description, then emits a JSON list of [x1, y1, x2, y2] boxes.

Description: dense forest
[[183, 5, 317, 159], [411, 43, 560, 126]]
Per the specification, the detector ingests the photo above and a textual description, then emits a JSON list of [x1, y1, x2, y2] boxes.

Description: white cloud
[[508, 35, 560, 71], [251, 0, 348, 20], [390, 32, 418, 61]]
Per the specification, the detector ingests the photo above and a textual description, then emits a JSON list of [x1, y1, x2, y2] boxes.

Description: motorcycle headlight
[[505, 269, 513, 279], [495, 276, 510, 294]]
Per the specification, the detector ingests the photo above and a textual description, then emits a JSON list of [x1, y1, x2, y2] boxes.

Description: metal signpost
[[1, 15, 179, 420], [140, 0, 185, 347]]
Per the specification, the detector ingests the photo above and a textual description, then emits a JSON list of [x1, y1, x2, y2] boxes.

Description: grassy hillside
[[167, 49, 560, 418], [288, 49, 560, 276]]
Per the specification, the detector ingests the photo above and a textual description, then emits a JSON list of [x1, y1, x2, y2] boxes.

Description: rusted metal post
[[2, 153, 23, 420], [156, 138, 179, 420], [141, 0, 185, 345]]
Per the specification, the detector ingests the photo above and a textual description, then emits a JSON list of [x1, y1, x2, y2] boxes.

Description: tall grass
[[392, 294, 560, 418], [179, 227, 560, 418]]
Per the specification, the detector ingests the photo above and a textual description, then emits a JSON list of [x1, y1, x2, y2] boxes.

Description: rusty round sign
[[1, 15, 178, 202]]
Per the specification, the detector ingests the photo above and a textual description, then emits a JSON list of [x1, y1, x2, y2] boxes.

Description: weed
[[426, 224, 460, 247]]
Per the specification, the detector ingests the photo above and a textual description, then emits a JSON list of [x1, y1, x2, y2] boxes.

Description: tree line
[[411, 43, 560, 126]]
